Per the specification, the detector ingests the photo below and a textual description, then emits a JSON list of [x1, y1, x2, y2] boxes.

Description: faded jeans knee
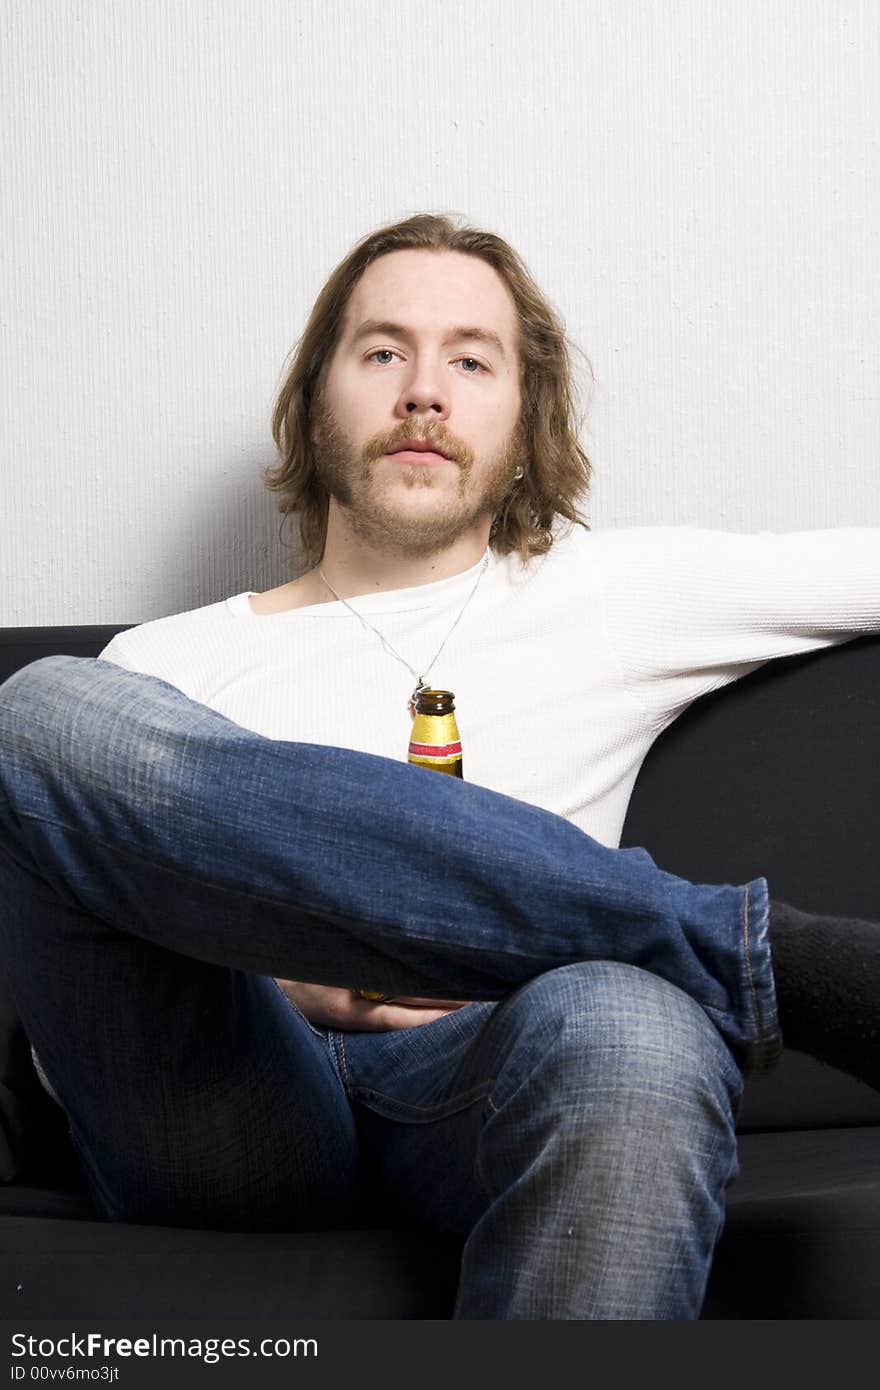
[[479, 959, 743, 1206], [459, 961, 744, 1318]]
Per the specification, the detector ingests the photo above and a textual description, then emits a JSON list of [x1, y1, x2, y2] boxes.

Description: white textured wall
[[2, 0, 878, 626]]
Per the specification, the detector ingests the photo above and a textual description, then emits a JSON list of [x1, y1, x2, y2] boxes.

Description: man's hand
[[275, 979, 471, 1030]]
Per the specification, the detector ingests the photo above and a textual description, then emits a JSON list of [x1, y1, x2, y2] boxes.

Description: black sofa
[[2, 624, 880, 1319]]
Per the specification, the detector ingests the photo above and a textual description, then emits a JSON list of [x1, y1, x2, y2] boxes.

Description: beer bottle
[[407, 688, 463, 779], [353, 689, 465, 1003]]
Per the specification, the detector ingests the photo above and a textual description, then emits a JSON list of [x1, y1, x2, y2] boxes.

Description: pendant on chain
[[408, 679, 429, 720]]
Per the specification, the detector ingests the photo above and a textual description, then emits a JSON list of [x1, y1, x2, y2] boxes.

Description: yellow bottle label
[[408, 711, 463, 772]]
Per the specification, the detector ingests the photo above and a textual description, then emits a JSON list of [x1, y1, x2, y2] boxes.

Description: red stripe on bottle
[[408, 740, 463, 757]]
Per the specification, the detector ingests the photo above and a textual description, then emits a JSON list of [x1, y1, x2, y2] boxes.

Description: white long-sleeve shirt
[[93, 520, 880, 852], [30, 520, 880, 1105]]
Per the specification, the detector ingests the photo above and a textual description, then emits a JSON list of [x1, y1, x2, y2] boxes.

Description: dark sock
[[768, 897, 880, 1091]]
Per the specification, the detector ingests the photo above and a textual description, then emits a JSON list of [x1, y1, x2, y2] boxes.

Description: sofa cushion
[[736, 1047, 880, 1132], [0, 1216, 462, 1318], [3, 1127, 879, 1319], [703, 1126, 880, 1318]]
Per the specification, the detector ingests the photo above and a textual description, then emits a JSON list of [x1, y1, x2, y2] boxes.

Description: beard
[[309, 393, 528, 560]]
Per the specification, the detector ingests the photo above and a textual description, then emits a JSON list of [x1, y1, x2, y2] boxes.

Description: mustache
[[384, 433, 458, 462]]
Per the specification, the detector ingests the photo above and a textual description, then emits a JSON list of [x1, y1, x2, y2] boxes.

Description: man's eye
[[366, 350, 486, 374]]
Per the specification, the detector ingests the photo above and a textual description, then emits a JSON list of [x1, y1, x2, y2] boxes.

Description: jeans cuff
[[740, 874, 784, 1078]]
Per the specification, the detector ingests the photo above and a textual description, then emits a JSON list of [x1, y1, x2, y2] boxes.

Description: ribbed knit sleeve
[[593, 526, 880, 723], [97, 633, 138, 669]]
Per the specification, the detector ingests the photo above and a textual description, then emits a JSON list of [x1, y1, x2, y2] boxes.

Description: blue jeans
[[0, 656, 780, 1318]]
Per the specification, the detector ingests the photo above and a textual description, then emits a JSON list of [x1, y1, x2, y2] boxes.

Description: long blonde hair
[[263, 212, 595, 569]]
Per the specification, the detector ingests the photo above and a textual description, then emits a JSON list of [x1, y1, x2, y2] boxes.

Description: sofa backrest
[[621, 630, 880, 1132]]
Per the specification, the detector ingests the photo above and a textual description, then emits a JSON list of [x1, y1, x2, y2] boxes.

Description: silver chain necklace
[[318, 552, 490, 719]]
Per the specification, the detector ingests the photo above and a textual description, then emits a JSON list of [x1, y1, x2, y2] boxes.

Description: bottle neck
[[414, 688, 456, 716]]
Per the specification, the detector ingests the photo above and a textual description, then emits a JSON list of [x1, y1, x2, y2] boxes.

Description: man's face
[[310, 248, 527, 558]]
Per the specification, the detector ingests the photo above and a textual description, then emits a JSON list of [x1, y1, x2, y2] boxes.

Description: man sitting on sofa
[[1, 212, 879, 1321]]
